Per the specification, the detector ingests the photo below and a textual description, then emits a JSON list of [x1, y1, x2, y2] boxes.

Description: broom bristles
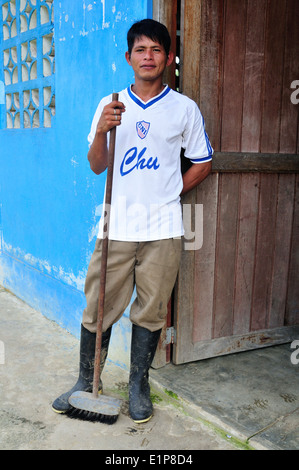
[[66, 405, 119, 424]]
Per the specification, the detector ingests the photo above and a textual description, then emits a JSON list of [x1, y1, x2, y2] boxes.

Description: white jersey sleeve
[[182, 99, 213, 164]]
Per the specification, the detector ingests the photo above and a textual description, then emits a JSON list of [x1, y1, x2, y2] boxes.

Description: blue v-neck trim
[[127, 85, 171, 109]]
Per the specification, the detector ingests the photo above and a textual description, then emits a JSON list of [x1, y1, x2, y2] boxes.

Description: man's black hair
[[127, 19, 171, 57]]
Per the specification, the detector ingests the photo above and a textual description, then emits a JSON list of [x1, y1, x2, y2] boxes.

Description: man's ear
[[125, 51, 131, 65], [166, 50, 174, 67]]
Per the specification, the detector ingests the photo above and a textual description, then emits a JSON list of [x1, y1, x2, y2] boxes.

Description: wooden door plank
[[173, 188, 196, 365], [212, 173, 240, 338], [251, 174, 278, 331], [286, 174, 299, 326], [221, 0, 247, 152], [233, 173, 259, 335], [241, 0, 267, 152], [192, 173, 218, 342], [181, 0, 202, 103], [199, 0, 224, 151], [185, 326, 299, 363], [260, 0, 287, 153], [269, 174, 295, 328], [279, 0, 299, 153]]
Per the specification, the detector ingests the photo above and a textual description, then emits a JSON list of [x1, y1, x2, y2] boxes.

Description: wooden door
[[173, 0, 299, 364]]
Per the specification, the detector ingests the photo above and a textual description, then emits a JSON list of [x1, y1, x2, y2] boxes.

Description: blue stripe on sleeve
[[190, 155, 213, 164]]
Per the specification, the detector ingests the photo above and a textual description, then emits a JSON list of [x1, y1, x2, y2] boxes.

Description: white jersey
[[88, 85, 213, 242]]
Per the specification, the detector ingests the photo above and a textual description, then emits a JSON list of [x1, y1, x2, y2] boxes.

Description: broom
[[67, 93, 122, 424]]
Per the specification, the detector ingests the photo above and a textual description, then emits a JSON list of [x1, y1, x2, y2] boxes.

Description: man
[[52, 19, 213, 423]]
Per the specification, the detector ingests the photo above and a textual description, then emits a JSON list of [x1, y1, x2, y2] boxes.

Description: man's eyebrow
[[133, 45, 162, 49]]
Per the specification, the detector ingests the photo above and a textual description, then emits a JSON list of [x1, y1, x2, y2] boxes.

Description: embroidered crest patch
[[136, 121, 150, 139]]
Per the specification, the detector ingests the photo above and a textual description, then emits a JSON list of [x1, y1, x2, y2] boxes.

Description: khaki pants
[[82, 238, 182, 333]]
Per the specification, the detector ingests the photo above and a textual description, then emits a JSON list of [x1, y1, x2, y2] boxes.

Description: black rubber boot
[[129, 324, 161, 423], [52, 324, 112, 414]]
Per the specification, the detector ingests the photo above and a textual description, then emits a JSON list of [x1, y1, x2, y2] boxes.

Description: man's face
[[125, 35, 173, 83]]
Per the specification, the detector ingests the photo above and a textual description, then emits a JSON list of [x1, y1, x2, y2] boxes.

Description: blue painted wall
[[0, 0, 152, 368]]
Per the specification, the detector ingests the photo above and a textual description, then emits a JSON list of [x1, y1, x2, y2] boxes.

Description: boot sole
[[51, 406, 68, 415], [132, 414, 153, 424]]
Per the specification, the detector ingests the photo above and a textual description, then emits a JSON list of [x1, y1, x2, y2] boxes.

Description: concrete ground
[[151, 341, 299, 450], [0, 286, 298, 451]]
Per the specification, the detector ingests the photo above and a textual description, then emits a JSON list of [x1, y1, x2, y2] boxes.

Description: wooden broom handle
[[93, 93, 119, 397]]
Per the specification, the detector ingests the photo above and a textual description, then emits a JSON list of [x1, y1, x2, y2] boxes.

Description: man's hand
[[96, 100, 126, 134], [88, 100, 126, 175]]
